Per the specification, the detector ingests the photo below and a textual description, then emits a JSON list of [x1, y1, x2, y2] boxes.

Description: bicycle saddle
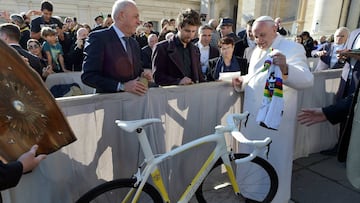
[[115, 118, 162, 132]]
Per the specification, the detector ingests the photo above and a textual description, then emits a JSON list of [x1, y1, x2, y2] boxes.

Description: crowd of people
[[1, 0, 360, 202]]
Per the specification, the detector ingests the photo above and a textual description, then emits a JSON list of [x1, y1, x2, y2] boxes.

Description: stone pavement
[[191, 152, 360, 203], [291, 153, 360, 203]]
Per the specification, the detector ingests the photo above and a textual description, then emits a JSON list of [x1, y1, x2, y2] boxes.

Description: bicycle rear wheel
[[195, 153, 278, 203], [76, 178, 163, 203]]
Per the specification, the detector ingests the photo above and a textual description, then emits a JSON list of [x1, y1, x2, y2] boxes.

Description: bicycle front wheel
[[195, 153, 278, 203], [76, 178, 163, 203]]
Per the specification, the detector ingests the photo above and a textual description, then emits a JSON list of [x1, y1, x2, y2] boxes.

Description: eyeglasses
[[28, 44, 40, 50]]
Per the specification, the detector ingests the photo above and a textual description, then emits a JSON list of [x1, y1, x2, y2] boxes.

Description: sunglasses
[[28, 44, 40, 50]]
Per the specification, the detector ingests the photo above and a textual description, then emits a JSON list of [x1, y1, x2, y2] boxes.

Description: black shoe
[[245, 198, 261, 203], [320, 144, 338, 156]]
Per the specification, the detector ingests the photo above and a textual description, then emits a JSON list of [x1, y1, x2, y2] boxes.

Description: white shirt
[[247, 37, 256, 48], [197, 42, 210, 73], [112, 25, 127, 51], [330, 43, 345, 68]]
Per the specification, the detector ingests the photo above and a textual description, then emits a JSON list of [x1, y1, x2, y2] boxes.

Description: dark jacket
[[277, 27, 288, 36], [152, 35, 204, 86], [141, 45, 152, 69], [316, 43, 345, 69], [0, 161, 23, 191], [82, 26, 143, 93], [194, 42, 220, 80], [67, 41, 85, 71], [10, 44, 43, 78], [323, 82, 360, 162], [235, 31, 250, 58], [303, 37, 314, 57], [208, 55, 247, 81]]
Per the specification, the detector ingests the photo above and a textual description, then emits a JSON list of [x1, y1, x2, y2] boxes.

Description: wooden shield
[[0, 40, 76, 163]]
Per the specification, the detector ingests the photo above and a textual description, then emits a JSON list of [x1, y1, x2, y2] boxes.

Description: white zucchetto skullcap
[[255, 16, 274, 23]]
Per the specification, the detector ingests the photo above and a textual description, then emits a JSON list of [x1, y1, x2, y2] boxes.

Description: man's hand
[[18, 145, 46, 173], [297, 108, 327, 126], [339, 49, 360, 61], [124, 78, 148, 96], [141, 69, 153, 81], [42, 65, 54, 78], [272, 52, 288, 75], [179, 77, 193, 85], [21, 56, 29, 66], [232, 76, 243, 92], [75, 39, 84, 49]]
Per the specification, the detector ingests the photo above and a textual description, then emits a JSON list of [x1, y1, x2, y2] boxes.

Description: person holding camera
[[67, 27, 89, 71]]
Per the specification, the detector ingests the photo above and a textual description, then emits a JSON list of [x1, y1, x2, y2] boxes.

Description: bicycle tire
[[76, 178, 164, 203], [195, 153, 278, 203]]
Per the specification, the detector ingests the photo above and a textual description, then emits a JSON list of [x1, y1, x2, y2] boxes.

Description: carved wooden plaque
[[0, 40, 76, 163]]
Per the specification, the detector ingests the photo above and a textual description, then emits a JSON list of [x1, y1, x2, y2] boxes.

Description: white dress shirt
[[197, 42, 210, 73]]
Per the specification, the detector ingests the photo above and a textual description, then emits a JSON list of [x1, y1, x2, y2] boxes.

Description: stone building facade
[[0, 0, 359, 36]]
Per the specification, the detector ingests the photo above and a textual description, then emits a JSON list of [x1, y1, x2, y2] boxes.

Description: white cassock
[[236, 34, 314, 203]]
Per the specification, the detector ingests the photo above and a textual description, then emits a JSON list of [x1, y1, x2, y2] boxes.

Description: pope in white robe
[[233, 16, 314, 203]]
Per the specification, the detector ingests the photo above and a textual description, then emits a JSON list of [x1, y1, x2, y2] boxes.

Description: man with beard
[[152, 8, 204, 86]]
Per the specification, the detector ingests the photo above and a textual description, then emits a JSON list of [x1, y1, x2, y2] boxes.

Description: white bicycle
[[76, 112, 278, 203]]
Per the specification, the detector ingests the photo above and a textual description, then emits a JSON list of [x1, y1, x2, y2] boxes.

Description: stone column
[[346, 0, 360, 30], [311, 0, 343, 35], [295, 0, 307, 34], [338, 0, 351, 27]]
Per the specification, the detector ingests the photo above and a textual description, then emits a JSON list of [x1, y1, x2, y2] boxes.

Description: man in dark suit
[[236, 19, 255, 57], [0, 23, 44, 79], [152, 8, 204, 86], [195, 24, 219, 81], [1, 145, 46, 201], [141, 33, 158, 70], [298, 35, 360, 162], [82, 0, 152, 95]]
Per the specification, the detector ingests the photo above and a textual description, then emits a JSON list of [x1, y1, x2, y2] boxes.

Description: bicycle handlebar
[[216, 112, 272, 159]]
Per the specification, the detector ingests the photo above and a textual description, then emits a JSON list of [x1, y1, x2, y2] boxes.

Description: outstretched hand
[[297, 108, 327, 126], [18, 145, 47, 173]]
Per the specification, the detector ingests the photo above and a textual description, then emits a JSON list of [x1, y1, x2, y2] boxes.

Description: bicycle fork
[[221, 152, 241, 196], [124, 127, 171, 203]]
